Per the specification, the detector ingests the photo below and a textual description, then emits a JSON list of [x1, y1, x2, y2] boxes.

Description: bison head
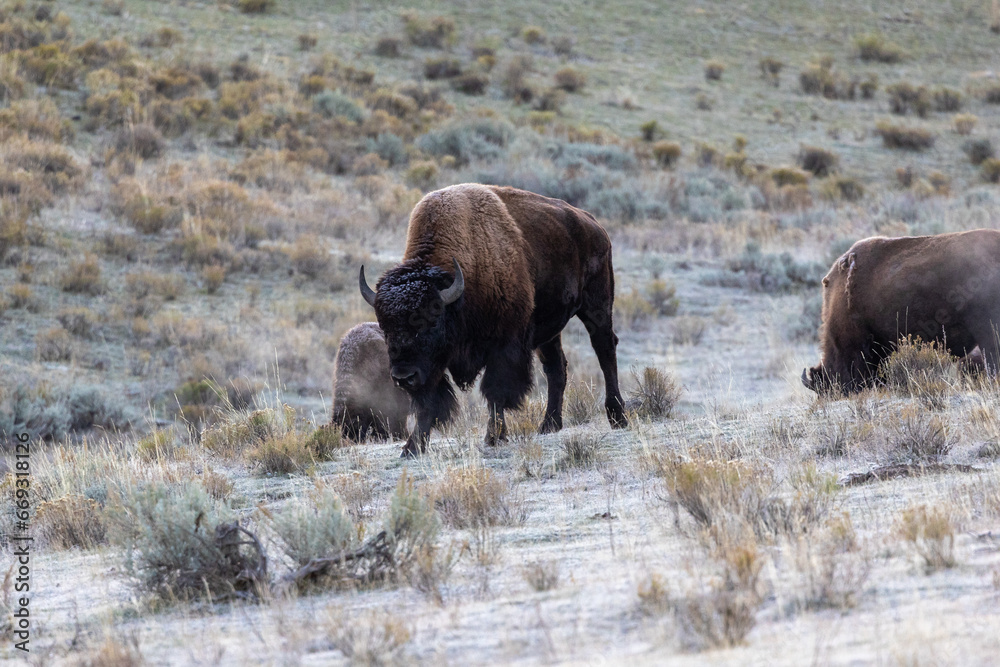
[[359, 258, 464, 392]]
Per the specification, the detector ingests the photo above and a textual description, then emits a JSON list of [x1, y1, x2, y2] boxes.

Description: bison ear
[[359, 266, 377, 307], [439, 258, 464, 306]]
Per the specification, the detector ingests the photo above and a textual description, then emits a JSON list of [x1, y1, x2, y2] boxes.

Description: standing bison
[[331, 322, 411, 442], [359, 183, 628, 457], [802, 229, 1000, 394]]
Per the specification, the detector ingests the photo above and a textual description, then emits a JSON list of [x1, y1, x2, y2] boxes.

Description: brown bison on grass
[[802, 229, 1000, 394], [359, 183, 628, 457], [331, 322, 411, 441]]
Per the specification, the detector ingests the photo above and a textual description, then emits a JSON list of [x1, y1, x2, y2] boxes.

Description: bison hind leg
[[536, 336, 567, 434]]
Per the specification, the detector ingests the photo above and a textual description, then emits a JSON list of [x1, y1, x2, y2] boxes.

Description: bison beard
[[802, 229, 1000, 394], [360, 183, 628, 457]]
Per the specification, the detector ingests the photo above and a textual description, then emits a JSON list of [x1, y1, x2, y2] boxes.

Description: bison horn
[[800, 368, 812, 390], [439, 258, 464, 306], [359, 266, 377, 307]]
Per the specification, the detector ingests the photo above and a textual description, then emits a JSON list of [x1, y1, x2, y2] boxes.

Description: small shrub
[[60, 254, 104, 295], [522, 25, 546, 44], [564, 380, 600, 426], [628, 367, 682, 420], [647, 279, 679, 316], [855, 33, 905, 62], [430, 466, 524, 529], [859, 73, 878, 99], [313, 89, 364, 123], [6, 284, 35, 310], [374, 36, 403, 57], [799, 61, 856, 100], [111, 124, 164, 159], [328, 611, 412, 666], [552, 35, 574, 56], [798, 145, 838, 176], [954, 113, 977, 135], [424, 57, 462, 80], [405, 160, 438, 190], [875, 121, 935, 150], [652, 141, 682, 168], [291, 234, 330, 279], [35, 494, 106, 550], [932, 87, 962, 112], [298, 34, 318, 51], [36, 327, 73, 362], [759, 57, 782, 85], [886, 82, 929, 116], [769, 166, 810, 187], [559, 431, 604, 469], [522, 560, 560, 592], [402, 13, 456, 49], [202, 265, 226, 294], [57, 307, 96, 338], [416, 118, 514, 165], [499, 54, 534, 102], [533, 87, 565, 112], [725, 243, 825, 293], [964, 138, 994, 165], [695, 92, 713, 111], [982, 158, 1000, 183], [237, 0, 274, 14], [820, 176, 865, 202], [887, 410, 954, 462], [451, 72, 487, 95], [111, 482, 266, 601], [880, 336, 958, 408], [267, 484, 355, 568], [704, 60, 725, 81], [614, 287, 654, 329], [554, 67, 586, 92], [672, 316, 708, 346], [673, 543, 764, 650], [896, 504, 956, 572]]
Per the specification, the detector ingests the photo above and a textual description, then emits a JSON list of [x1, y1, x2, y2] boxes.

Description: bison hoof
[[608, 412, 628, 429], [400, 439, 422, 458], [537, 417, 562, 435]]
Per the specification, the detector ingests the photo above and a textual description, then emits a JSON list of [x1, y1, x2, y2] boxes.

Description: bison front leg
[[536, 336, 567, 434], [481, 341, 533, 446], [401, 377, 457, 458]]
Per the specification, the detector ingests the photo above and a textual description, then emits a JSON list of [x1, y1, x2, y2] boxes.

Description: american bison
[[359, 183, 628, 456], [331, 322, 411, 442], [802, 229, 1000, 394]]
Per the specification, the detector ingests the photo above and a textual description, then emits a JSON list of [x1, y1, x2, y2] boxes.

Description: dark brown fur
[[365, 183, 627, 456], [331, 323, 410, 441], [803, 229, 1000, 393]]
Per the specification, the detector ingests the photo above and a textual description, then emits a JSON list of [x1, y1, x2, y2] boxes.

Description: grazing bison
[[802, 229, 1000, 394], [359, 183, 628, 456], [331, 322, 411, 442]]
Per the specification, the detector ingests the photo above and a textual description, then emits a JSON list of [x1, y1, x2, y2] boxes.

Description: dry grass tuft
[[60, 254, 104, 294], [673, 540, 765, 650], [703, 60, 725, 81], [652, 140, 682, 168], [954, 112, 977, 135], [564, 379, 601, 426], [880, 336, 958, 408], [35, 494, 107, 550], [896, 504, 957, 572], [886, 409, 954, 463], [797, 145, 838, 176], [559, 431, 605, 469], [554, 67, 586, 92], [854, 33, 905, 62], [327, 610, 412, 666], [429, 465, 525, 529], [522, 560, 560, 592], [628, 367, 682, 420], [875, 121, 935, 150]]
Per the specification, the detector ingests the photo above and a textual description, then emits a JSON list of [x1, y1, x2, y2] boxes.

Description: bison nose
[[391, 368, 419, 389]]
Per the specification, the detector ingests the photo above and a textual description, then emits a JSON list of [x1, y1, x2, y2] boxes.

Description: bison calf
[[359, 183, 628, 457], [803, 229, 1000, 394], [331, 322, 411, 442]]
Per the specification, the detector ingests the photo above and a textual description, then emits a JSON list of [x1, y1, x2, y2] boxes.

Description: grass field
[[2, 0, 1000, 664]]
